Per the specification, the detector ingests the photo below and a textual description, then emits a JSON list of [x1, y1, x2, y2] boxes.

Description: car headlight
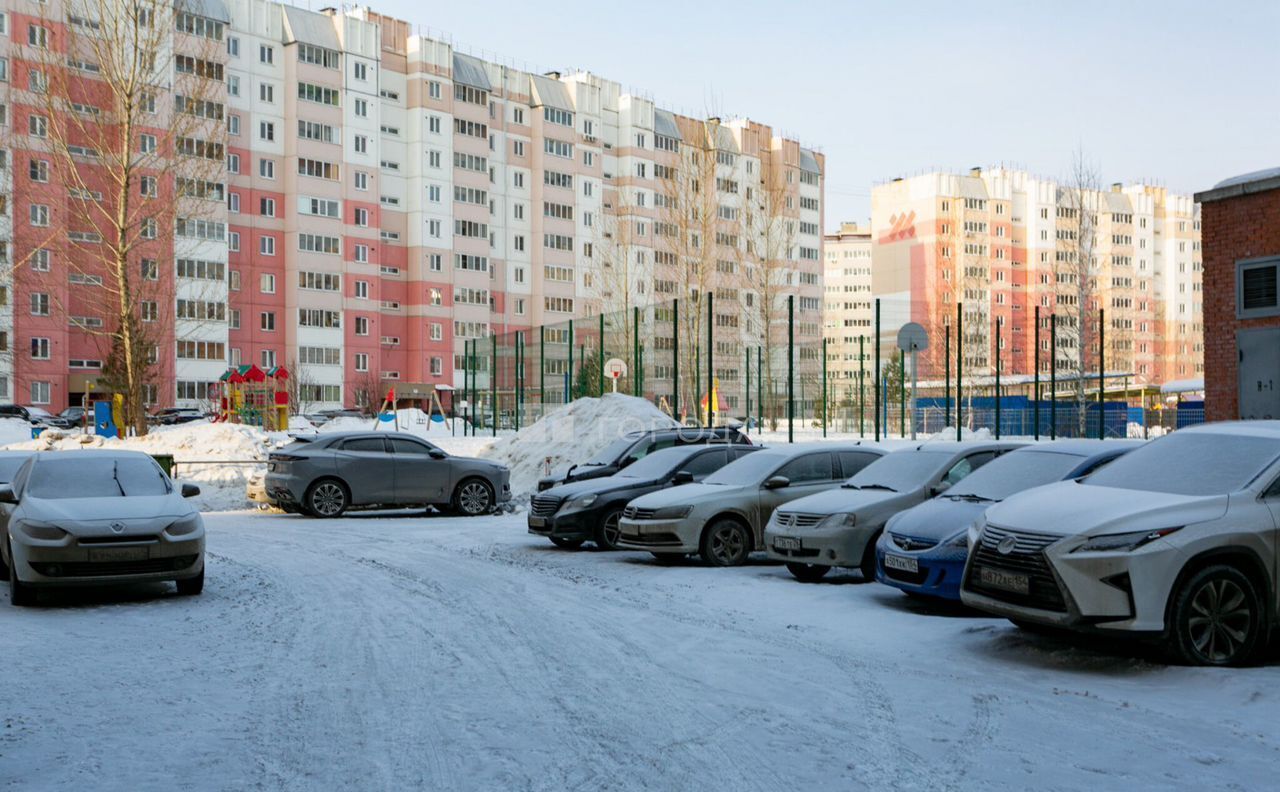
[[819, 512, 857, 530], [571, 494, 598, 508], [17, 520, 67, 541], [1072, 526, 1182, 553], [944, 530, 969, 549], [652, 505, 693, 520], [166, 516, 202, 537]]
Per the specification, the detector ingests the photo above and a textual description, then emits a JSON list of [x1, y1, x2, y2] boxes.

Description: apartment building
[[822, 222, 872, 384], [867, 167, 1201, 388], [0, 0, 824, 412]]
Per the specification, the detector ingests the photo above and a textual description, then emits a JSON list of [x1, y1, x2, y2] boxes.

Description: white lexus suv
[[960, 421, 1280, 666]]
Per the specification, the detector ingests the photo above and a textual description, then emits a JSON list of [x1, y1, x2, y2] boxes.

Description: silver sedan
[[1, 450, 205, 606]]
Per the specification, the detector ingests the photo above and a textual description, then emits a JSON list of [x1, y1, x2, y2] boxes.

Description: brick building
[[1195, 168, 1280, 421]]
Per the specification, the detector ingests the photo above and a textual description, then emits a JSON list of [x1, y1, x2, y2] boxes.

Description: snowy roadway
[[2, 511, 1276, 791]]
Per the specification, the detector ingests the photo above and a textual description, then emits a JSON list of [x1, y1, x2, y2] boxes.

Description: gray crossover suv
[[264, 432, 511, 517]]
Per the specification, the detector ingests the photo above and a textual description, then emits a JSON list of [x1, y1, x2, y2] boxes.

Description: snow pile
[[1128, 422, 1168, 439], [318, 408, 462, 439], [483, 394, 678, 497], [0, 417, 35, 446], [928, 426, 994, 442], [2, 421, 276, 512]]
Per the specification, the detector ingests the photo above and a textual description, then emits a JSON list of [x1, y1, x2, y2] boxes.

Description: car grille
[[617, 530, 682, 547], [622, 506, 658, 521], [30, 555, 199, 578], [78, 536, 160, 545], [889, 534, 937, 552], [773, 512, 824, 529], [529, 495, 562, 517], [966, 525, 1067, 612]]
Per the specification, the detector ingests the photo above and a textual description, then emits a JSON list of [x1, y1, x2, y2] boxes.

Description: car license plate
[[528, 516, 546, 529], [883, 554, 918, 573], [978, 566, 1029, 594], [88, 547, 149, 562], [773, 536, 801, 551]]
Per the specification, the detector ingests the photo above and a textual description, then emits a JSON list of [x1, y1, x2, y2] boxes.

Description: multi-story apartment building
[[822, 222, 872, 384], [868, 167, 1201, 388], [0, 0, 824, 413]]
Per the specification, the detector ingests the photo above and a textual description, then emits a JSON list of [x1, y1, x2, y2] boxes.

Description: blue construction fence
[[913, 396, 1130, 438]]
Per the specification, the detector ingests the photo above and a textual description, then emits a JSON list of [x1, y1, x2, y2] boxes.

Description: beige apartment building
[[865, 167, 1201, 389], [822, 222, 872, 385]]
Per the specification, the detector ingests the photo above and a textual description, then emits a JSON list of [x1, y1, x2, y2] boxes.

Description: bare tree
[[349, 369, 385, 414], [284, 358, 317, 417], [10, 0, 227, 434], [591, 186, 650, 392], [1055, 149, 1105, 434]]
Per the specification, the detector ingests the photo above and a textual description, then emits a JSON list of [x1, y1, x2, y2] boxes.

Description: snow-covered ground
[[2, 510, 1274, 791]]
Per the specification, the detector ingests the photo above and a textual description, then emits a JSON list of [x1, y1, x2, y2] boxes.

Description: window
[[28, 24, 49, 48], [1239, 258, 1280, 319], [141, 258, 158, 280], [776, 453, 834, 484], [30, 204, 49, 227], [354, 244, 369, 263], [260, 274, 275, 293], [354, 98, 368, 116], [259, 121, 274, 141], [260, 197, 275, 217], [355, 280, 369, 299], [354, 317, 369, 336], [428, 254, 442, 271], [30, 382, 50, 405], [354, 208, 369, 226], [354, 353, 369, 372], [228, 153, 240, 173], [259, 236, 276, 255], [28, 159, 48, 182], [229, 75, 240, 96], [32, 249, 50, 272], [260, 45, 274, 64], [260, 312, 275, 331], [227, 36, 239, 56], [29, 114, 47, 138], [259, 158, 275, 179], [259, 82, 274, 103], [354, 135, 367, 154], [354, 171, 369, 190]]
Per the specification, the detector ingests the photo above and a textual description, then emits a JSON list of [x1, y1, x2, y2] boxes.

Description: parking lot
[[2, 510, 1275, 791]]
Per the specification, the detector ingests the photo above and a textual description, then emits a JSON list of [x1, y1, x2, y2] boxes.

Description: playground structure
[[215, 365, 291, 430]]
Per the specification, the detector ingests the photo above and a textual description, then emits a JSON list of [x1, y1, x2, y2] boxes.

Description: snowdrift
[[483, 394, 678, 498]]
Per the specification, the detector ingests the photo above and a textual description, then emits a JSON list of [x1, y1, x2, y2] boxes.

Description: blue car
[[875, 440, 1144, 601]]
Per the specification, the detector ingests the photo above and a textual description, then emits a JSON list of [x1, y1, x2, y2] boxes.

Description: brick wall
[[1201, 186, 1280, 421]]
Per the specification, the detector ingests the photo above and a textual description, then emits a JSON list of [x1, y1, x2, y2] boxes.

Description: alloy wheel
[[459, 482, 491, 515], [311, 482, 347, 517], [710, 523, 747, 565], [600, 512, 622, 550], [1187, 578, 1252, 664]]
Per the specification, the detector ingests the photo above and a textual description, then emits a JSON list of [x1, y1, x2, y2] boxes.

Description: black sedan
[[530, 443, 759, 550], [536, 426, 752, 492]]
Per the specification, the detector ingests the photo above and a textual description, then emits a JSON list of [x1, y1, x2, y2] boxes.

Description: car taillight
[[270, 454, 305, 463]]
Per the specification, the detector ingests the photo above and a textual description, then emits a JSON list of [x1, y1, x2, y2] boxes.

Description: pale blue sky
[[368, 0, 1279, 228]]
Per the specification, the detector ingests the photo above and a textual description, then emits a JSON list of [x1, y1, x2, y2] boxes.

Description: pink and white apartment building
[[868, 167, 1202, 388], [0, 0, 825, 411]]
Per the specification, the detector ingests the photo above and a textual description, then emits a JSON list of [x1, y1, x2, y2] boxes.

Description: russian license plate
[[883, 554, 919, 573], [979, 566, 1029, 594], [528, 516, 546, 529], [88, 547, 148, 562], [773, 536, 801, 551]]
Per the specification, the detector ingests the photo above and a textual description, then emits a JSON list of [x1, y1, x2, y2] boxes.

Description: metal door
[[1238, 328, 1280, 419]]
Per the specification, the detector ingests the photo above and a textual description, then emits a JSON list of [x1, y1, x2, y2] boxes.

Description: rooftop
[[1194, 167, 1280, 203]]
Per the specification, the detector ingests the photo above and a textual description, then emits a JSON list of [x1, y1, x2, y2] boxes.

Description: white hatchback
[[960, 421, 1280, 666]]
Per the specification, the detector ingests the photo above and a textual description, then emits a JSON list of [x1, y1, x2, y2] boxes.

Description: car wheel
[[306, 479, 350, 518], [550, 536, 585, 550], [786, 562, 831, 582], [700, 518, 751, 567], [0, 540, 8, 582], [1169, 564, 1263, 667], [8, 540, 33, 607], [452, 478, 494, 516], [176, 566, 205, 596], [859, 534, 880, 581], [595, 510, 624, 551]]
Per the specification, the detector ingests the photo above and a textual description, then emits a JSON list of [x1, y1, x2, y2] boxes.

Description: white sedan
[[960, 421, 1280, 666]]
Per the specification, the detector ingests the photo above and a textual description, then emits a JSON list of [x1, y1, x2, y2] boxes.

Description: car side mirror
[[672, 470, 694, 485], [764, 475, 790, 490], [0, 485, 16, 504], [429, 449, 448, 460], [181, 483, 201, 499]]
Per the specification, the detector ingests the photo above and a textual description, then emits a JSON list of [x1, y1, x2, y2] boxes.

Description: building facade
[[1194, 167, 1280, 422], [0, 0, 824, 412], [867, 167, 1201, 389], [822, 222, 872, 385]]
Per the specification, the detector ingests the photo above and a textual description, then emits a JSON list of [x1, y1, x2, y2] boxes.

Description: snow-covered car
[[537, 426, 752, 492], [765, 441, 1023, 582], [530, 443, 759, 550], [615, 443, 885, 566], [876, 440, 1143, 600], [264, 432, 511, 517], [23, 406, 71, 429], [0, 450, 205, 606], [150, 408, 207, 426], [960, 422, 1280, 666]]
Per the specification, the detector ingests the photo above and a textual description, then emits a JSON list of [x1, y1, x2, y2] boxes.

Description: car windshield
[[703, 450, 789, 486], [59, 408, 81, 418], [583, 435, 642, 466], [26, 407, 54, 418], [946, 450, 1086, 501], [0, 457, 29, 483], [846, 451, 954, 492], [615, 446, 699, 479], [1085, 433, 1280, 496], [27, 457, 171, 499]]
